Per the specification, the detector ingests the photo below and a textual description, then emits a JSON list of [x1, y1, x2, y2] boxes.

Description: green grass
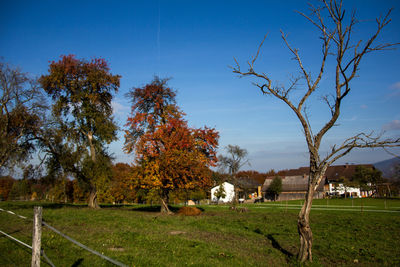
[[0, 199, 399, 266]]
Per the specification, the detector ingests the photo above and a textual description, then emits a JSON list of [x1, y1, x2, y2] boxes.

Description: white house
[[211, 182, 235, 203], [327, 183, 361, 197]]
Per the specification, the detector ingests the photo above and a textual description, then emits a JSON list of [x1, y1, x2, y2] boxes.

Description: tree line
[[1, 58, 278, 209], [0, 56, 221, 210]]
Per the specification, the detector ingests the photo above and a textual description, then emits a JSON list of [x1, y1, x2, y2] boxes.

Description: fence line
[[0, 207, 128, 267], [252, 206, 400, 213], [42, 222, 128, 267], [0, 229, 32, 249], [0, 229, 55, 267]]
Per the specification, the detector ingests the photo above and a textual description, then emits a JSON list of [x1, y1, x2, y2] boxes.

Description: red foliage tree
[[124, 77, 219, 213]]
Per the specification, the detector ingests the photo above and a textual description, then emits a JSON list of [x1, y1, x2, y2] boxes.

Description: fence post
[[32, 206, 42, 267]]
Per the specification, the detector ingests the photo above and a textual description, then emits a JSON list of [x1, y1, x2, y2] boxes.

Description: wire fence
[[0, 207, 128, 267]]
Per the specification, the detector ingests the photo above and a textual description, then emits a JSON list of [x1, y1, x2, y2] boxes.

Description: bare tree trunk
[[233, 186, 239, 205], [160, 191, 172, 214], [297, 185, 315, 262]]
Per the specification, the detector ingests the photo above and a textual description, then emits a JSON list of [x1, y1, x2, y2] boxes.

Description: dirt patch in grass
[[108, 246, 125, 251], [177, 206, 202, 216], [169, 230, 186, 235]]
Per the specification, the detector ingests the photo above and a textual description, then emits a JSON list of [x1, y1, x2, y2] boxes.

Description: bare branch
[[323, 132, 400, 166], [249, 33, 268, 70], [321, 94, 335, 116], [280, 30, 312, 91]]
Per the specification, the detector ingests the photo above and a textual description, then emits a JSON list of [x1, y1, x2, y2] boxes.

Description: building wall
[[211, 182, 235, 203], [266, 191, 324, 201]]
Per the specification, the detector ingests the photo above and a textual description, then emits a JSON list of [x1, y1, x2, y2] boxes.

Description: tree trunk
[[88, 187, 100, 209], [87, 131, 100, 209], [231, 185, 239, 206], [297, 186, 314, 262], [160, 191, 172, 214]]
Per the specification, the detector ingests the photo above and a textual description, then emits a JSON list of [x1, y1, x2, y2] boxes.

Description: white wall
[[211, 182, 235, 203]]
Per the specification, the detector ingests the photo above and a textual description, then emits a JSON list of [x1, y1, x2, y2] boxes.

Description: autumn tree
[[124, 77, 219, 213], [0, 61, 46, 172], [109, 163, 136, 204], [0, 176, 15, 200], [232, 0, 399, 262], [39, 55, 120, 208], [218, 144, 249, 204], [237, 170, 276, 185]]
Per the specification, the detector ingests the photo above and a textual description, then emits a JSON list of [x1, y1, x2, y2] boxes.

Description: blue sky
[[1, 0, 399, 172]]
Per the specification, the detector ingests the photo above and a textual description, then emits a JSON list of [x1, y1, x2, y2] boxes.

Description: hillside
[[374, 157, 400, 179]]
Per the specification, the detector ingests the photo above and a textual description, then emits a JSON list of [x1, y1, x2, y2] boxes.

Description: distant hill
[[373, 158, 400, 179]]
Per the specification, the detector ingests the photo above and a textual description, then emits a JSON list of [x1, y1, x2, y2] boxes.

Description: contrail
[[157, 0, 161, 73]]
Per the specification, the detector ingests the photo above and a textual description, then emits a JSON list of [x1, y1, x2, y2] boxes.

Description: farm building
[[262, 164, 378, 200], [262, 174, 324, 201], [236, 177, 263, 201]]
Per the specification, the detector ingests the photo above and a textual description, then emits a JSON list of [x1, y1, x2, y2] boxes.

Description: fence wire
[[0, 229, 55, 267], [0, 207, 128, 267]]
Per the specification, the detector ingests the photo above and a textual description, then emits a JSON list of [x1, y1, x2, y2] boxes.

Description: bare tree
[[232, 0, 399, 262], [218, 144, 249, 203]]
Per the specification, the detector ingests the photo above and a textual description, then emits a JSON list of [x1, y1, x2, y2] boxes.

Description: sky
[[1, 0, 400, 172]]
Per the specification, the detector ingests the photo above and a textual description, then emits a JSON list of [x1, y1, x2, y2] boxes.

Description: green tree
[[232, 0, 399, 261], [9, 178, 31, 200], [0, 61, 46, 172], [39, 55, 120, 208], [268, 176, 282, 201], [352, 166, 383, 196], [213, 183, 226, 203]]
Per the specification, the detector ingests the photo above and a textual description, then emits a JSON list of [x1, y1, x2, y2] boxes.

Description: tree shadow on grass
[[2, 202, 87, 210], [266, 234, 294, 258], [253, 229, 294, 260], [71, 258, 84, 267], [130, 205, 180, 213], [129, 205, 205, 213]]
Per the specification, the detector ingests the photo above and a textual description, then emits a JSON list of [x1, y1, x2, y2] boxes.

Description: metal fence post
[[32, 206, 42, 267]]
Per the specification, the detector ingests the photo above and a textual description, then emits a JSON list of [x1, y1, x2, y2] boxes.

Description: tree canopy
[[39, 55, 120, 208], [267, 176, 282, 201], [0, 61, 46, 172], [125, 77, 219, 213]]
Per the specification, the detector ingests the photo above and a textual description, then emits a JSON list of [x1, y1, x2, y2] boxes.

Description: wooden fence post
[[32, 206, 42, 267]]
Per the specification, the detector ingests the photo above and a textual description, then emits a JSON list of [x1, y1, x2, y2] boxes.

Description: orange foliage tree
[[109, 163, 137, 204], [124, 77, 219, 213]]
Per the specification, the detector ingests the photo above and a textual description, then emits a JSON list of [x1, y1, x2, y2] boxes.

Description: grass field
[[0, 199, 399, 266]]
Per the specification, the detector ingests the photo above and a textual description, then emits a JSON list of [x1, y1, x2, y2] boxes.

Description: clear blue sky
[[1, 0, 399, 172]]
